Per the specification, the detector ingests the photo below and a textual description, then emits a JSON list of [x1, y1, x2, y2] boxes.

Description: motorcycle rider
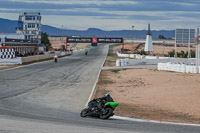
[[88, 92, 114, 113], [97, 92, 114, 110], [54, 55, 58, 63], [101, 92, 114, 102], [85, 51, 88, 55]]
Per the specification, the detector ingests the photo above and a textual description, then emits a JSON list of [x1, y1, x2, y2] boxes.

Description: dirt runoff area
[[93, 69, 200, 124]]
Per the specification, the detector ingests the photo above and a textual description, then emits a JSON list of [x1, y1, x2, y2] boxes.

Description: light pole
[[196, 28, 200, 73], [62, 25, 64, 51], [175, 29, 177, 58], [163, 41, 165, 56], [62, 25, 64, 40], [188, 29, 191, 59], [132, 25, 134, 53]]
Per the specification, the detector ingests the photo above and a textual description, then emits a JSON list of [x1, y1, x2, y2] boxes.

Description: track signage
[[67, 38, 92, 43], [67, 37, 123, 43], [176, 29, 195, 44], [92, 38, 98, 43], [97, 38, 123, 43]]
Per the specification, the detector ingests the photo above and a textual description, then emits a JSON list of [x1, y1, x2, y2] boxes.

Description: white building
[[0, 12, 42, 56], [16, 12, 42, 43]]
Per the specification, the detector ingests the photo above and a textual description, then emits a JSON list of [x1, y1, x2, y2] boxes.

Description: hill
[[0, 18, 174, 39]]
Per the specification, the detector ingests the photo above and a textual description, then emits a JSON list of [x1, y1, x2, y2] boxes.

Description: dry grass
[[116, 103, 200, 124], [93, 69, 200, 124], [0, 65, 19, 71], [104, 60, 116, 67]]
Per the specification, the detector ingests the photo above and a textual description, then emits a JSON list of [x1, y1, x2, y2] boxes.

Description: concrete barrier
[[158, 62, 200, 73], [116, 59, 120, 66], [21, 52, 69, 64], [117, 52, 143, 59], [146, 56, 158, 59], [0, 52, 71, 65], [116, 59, 129, 66], [0, 57, 22, 65], [117, 52, 171, 60]]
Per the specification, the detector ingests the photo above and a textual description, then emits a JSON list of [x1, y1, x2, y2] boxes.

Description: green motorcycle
[[80, 101, 119, 119]]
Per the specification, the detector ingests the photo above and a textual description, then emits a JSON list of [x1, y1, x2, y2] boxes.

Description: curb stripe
[[112, 116, 200, 127]]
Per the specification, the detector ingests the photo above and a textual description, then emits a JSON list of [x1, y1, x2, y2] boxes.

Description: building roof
[[0, 46, 13, 49]]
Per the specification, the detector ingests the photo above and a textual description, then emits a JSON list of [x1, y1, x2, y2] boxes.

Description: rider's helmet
[[104, 92, 110, 97]]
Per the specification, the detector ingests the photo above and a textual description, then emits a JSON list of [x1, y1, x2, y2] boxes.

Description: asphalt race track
[[0, 44, 199, 133]]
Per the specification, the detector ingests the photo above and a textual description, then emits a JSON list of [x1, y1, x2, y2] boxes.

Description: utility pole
[[132, 25, 134, 53], [62, 25, 64, 39], [196, 28, 199, 73], [62, 25, 64, 51], [188, 29, 191, 59], [175, 29, 177, 58]]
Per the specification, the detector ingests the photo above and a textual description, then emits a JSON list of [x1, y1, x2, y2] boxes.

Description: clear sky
[[0, 0, 200, 31]]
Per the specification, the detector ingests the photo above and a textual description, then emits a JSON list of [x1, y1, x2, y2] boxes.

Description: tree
[[158, 34, 166, 39], [167, 50, 196, 58], [134, 50, 148, 55], [41, 32, 51, 51], [191, 50, 195, 58], [168, 50, 175, 57]]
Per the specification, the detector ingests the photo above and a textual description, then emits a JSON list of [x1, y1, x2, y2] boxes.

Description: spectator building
[[0, 12, 42, 57], [16, 12, 42, 43]]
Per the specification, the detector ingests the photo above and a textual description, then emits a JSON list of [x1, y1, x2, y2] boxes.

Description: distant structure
[[144, 23, 153, 52], [48, 36, 67, 50], [0, 12, 42, 58], [16, 12, 42, 43]]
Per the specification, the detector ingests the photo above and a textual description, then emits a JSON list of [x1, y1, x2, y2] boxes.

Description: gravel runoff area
[[93, 68, 200, 124]]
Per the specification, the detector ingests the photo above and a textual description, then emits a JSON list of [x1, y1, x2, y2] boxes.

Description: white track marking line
[[112, 116, 200, 127], [85, 45, 109, 107]]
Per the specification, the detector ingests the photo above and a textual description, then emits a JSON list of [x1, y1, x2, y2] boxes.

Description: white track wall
[[117, 52, 171, 59], [158, 63, 200, 73], [116, 59, 129, 66], [0, 58, 22, 65], [117, 52, 143, 59]]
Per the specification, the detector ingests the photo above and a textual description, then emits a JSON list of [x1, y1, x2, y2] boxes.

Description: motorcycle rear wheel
[[99, 108, 113, 119], [80, 109, 88, 117]]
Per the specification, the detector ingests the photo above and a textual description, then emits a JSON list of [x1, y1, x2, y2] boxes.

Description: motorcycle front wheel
[[80, 108, 88, 117], [99, 108, 113, 119]]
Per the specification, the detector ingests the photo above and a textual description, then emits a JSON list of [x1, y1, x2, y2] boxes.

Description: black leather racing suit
[[88, 96, 114, 112], [97, 96, 114, 110]]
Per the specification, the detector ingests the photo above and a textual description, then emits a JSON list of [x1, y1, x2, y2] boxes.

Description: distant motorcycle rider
[[85, 51, 88, 55], [54, 54, 58, 63]]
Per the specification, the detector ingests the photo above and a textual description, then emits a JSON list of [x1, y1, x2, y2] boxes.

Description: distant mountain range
[[0, 18, 175, 39]]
